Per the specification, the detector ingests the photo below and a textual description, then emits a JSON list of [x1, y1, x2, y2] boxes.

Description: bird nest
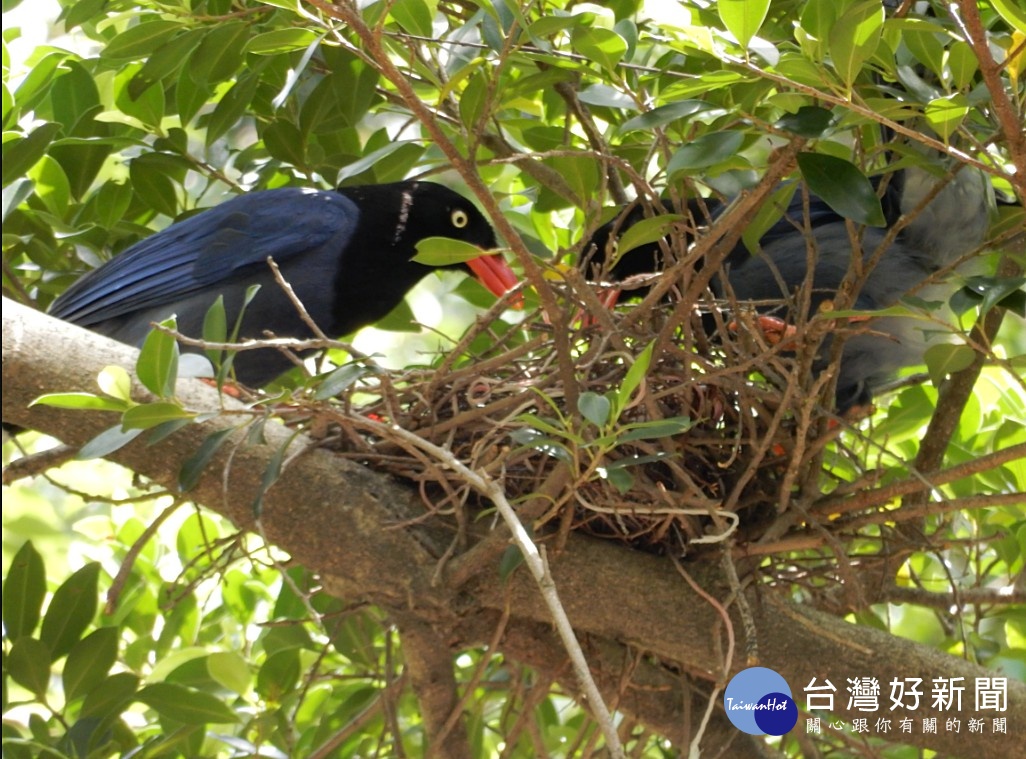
[[303, 279, 868, 558]]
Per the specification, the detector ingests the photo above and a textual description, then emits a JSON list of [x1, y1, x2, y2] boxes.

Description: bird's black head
[[330, 181, 513, 333], [337, 181, 498, 258]]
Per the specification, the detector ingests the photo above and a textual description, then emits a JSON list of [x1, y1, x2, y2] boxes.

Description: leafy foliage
[[3, 0, 1025, 757]]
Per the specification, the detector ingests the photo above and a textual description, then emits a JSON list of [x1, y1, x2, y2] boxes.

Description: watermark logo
[[724, 666, 798, 736]]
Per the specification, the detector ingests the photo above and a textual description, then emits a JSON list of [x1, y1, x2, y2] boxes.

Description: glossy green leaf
[[204, 72, 261, 147], [578, 391, 612, 428], [137, 682, 239, 724], [129, 28, 206, 99], [121, 402, 195, 431], [666, 131, 745, 175], [828, 0, 884, 87], [991, 0, 1026, 34], [618, 100, 710, 134], [718, 0, 770, 49], [390, 0, 437, 37], [617, 341, 655, 416], [26, 155, 70, 215], [774, 105, 836, 137], [413, 237, 492, 265], [178, 427, 236, 492], [207, 651, 250, 696], [571, 26, 627, 72], [314, 363, 370, 400], [63, 627, 119, 702], [136, 317, 180, 398], [188, 22, 249, 85], [255, 649, 301, 702], [2, 541, 46, 640], [2, 122, 61, 186], [97, 365, 133, 402], [102, 19, 182, 60], [796, 152, 885, 226], [7, 637, 52, 696], [129, 158, 178, 217], [80, 672, 140, 718], [619, 416, 694, 442], [924, 343, 976, 385], [76, 425, 144, 460], [39, 562, 99, 661], [245, 28, 320, 55], [924, 94, 969, 142], [614, 215, 686, 260], [29, 392, 130, 412]]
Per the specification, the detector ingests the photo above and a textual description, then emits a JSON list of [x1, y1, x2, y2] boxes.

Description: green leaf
[[924, 343, 976, 385], [202, 296, 228, 367], [498, 544, 526, 582], [188, 22, 249, 85], [774, 105, 836, 138], [39, 562, 100, 661], [204, 72, 261, 147], [991, 0, 1026, 34], [508, 428, 573, 462], [129, 28, 206, 98], [207, 651, 250, 695], [571, 26, 627, 72], [178, 427, 236, 491], [81, 672, 140, 719], [121, 402, 195, 431], [101, 19, 182, 60], [667, 131, 745, 175], [255, 649, 301, 701], [136, 317, 179, 398], [828, 0, 884, 87], [413, 237, 491, 266], [602, 466, 634, 493], [618, 342, 655, 416], [245, 28, 320, 55], [718, 0, 770, 49], [796, 152, 885, 226], [29, 392, 130, 412], [578, 391, 612, 428], [97, 365, 133, 402], [618, 100, 710, 134], [129, 158, 178, 217], [314, 363, 370, 400], [63, 627, 119, 702], [335, 140, 419, 183], [137, 682, 239, 724], [619, 416, 694, 442], [2, 122, 61, 187], [390, 0, 437, 37], [252, 434, 300, 516], [924, 94, 969, 142], [76, 425, 144, 460], [7, 637, 52, 696], [614, 216, 685, 261], [26, 154, 70, 215], [2, 541, 46, 639]]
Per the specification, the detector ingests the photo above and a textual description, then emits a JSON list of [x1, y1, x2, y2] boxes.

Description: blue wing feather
[[50, 188, 359, 325]]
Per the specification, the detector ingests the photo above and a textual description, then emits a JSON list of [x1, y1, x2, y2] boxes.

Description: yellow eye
[[451, 209, 469, 228]]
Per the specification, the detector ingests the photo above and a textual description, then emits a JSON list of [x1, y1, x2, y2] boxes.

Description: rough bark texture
[[4, 298, 1023, 758]]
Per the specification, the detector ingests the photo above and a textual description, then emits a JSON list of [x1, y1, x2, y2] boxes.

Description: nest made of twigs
[[282, 270, 872, 559]]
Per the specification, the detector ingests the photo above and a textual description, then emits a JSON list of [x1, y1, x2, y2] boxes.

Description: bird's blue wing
[[50, 188, 359, 326]]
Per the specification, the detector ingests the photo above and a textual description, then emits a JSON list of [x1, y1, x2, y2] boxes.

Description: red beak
[[466, 253, 522, 307]]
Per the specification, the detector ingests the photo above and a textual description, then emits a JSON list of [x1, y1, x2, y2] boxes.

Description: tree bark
[[4, 298, 1023, 758]]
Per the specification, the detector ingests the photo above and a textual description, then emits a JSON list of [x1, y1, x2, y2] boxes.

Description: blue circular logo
[[723, 667, 798, 736]]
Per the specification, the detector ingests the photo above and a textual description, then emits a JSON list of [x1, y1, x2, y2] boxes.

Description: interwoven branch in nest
[[302, 276, 874, 558]]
